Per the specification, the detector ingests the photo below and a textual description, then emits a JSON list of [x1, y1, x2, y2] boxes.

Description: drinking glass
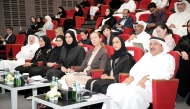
[[22, 73, 29, 85]]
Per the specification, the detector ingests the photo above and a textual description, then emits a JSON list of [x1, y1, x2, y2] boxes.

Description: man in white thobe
[[102, 37, 175, 109], [113, 0, 136, 18], [153, 0, 190, 37], [125, 21, 151, 49], [136, 0, 169, 21], [0, 35, 39, 70]]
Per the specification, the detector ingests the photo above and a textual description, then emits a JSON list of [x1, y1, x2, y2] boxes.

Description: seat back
[[52, 20, 58, 29], [15, 34, 26, 44], [168, 0, 178, 11], [126, 46, 144, 62], [101, 5, 109, 16], [139, 0, 151, 10], [77, 34, 82, 41], [12, 44, 24, 59], [172, 34, 181, 45], [123, 27, 134, 35], [67, 9, 75, 18], [119, 34, 130, 42], [165, 11, 173, 20], [60, 18, 66, 26], [129, 14, 136, 23], [94, 17, 104, 29], [75, 16, 85, 28], [139, 13, 150, 22], [105, 45, 114, 58], [46, 29, 56, 41], [114, 16, 120, 22], [80, 44, 94, 54], [168, 50, 179, 78]]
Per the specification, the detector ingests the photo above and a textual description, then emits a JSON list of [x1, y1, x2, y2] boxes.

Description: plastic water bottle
[[14, 71, 17, 87], [72, 81, 76, 101], [76, 82, 82, 102], [52, 76, 55, 86], [17, 71, 21, 87], [54, 77, 58, 87]]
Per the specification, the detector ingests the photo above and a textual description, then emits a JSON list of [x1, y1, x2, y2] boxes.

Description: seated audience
[[145, 2, 166, 34], [80, 0, 90, 8], [35, 15, 54, 37], [52, 27, 64, 42], [136, 0, 169, 21], [89, 0, 105, 20], [29, 16, 36, 30], [102, 37, 175, 109], [0, 27, 16, 50], [45, 30, 86, 80], [15, 35, 52, 74], [78, 28, 92, 45], [56, 6, 66, 18], [29, 35, 64, 77], [155, 23, 175, 50], [0, 35, 39, 70], [165, 0, 190, 37], [63, 5, 83, 32], [113, 0, 136, 18], [125, 21, 151, 49], [86, 35, 135, 94], [61, 32, 108, 87], [102, 25, 114, 46], [95, 8, 116, 32], [112, 9, 134, 35], [26, 17, 44, 39], [174, 20, 190, 106]]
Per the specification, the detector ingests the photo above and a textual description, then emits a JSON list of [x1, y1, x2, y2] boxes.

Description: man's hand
[[116, 23, 122, 28], [61, 66, 67, 72], [147, 23, 156, 28], [97, 4, 101, 7], [181, 51, 189, 60], [128, 34, 137, 42], [22, 62, 32, 67], [136, 75, 148, 89], [67, 68, 74, 74], [122, 76, 134, 85], [169, 24, 176, 28]]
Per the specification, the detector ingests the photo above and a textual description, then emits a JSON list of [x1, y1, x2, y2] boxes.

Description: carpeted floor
[[0, 92, 189, 109]]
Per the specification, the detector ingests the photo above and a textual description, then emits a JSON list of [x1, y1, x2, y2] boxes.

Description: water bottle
[[52, 76, 55, 86], [14, 71, 17, 87], [76, 82, 82, 102], [17, 71, 21, 87], [72, 81, 76, 101], [54, 77, 58, 87], [3, 68, 9, 80]]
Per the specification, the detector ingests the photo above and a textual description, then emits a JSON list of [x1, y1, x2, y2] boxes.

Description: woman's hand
[[181, 51, 189, 60], [22, 62, 32, 67]]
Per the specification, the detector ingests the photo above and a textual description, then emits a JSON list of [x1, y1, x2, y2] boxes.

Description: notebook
[[133, 42, 147, 53]]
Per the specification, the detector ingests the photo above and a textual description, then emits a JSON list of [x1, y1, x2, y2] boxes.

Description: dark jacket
[[113, 17, 134, 29], [35, 22, 44, 30], [31, 48, 52, 66], [75, 47, 108, 76], [103, 53, 135, 82], [43, 46, 62, 65], [98, 17, 116, 28], [59, 45, 86, 68], [102, 34, 114, 46], [94, 0, 105, 6], [147, 10, 166, 26], [3, 34, 16, 44], [79, 38, 92, 45]]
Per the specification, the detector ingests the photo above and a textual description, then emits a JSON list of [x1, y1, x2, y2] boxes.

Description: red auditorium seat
[[139, 13, 150, 22], [172, 34, 181, 45], [94, 17, 104, 29], [52, 20, 58, 29], [80, 44, 94, 54], [46, 29, 56, 41], [75, 16, 85, 29], [119, 34, 130, 42]]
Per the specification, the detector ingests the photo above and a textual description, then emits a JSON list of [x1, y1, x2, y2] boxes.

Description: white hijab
[[43, 15, 52, 31], [174, 0, 190, 13], [146, 37, 170, 54]]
